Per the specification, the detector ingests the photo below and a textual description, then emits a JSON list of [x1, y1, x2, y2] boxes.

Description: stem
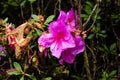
[[20, 6, 24, 21], [86, 45, 97, 79], [84, 47, 92, 80], [30, 3, 33, 15], [83, 4, 98, 28], [58, 0, 61, 11]]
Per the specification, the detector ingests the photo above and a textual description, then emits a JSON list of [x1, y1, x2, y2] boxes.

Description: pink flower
[[38, 21, 75, 58], [38, 9, 85, 64], [60, 36, 85, 64]]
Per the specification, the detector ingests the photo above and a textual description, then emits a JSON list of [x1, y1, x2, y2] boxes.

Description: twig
[[83, 46, 92, 80], [86, 45, 97, 79], [37, 0, 40, 14], [44, 0, 51, 13], [41, 0, 44, 15], [86, 4, 99, 32], [83, 4, 98, 28], [58, 0, 61, 11], [30, 3, 33, 15], [54, 1, 59, 15], [20, 6, 24, 22], [77, 0, 83, 30], [9, 57, 13, 68]]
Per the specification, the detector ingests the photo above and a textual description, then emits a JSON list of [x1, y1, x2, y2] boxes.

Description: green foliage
[[44, 15, 55, 25], [7, 62, 37, 80], [31, 14, 40, 22], [99, 70, 117, 80], [99, 43, 117, 55], [13, 62, 23, 72], [28, 0, 36, 4], [7, 69, 21, 75], [43, 77, 52, 80]]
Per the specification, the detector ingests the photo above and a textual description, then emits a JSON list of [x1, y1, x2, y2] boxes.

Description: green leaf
[[9, 2, 18, 6], [7, 69, 21, 75], [44, 15, 55, 24], [99, 47, 104, 52], [87, 34, 95, 39], [98, 33, 107, 38], [102, 71, 108, 78], [103, 45, 108, 51], [97, 16, 101, 19], [85, 5, 92, 14], [3, 17, 8, 23], [100, 30, 106, 34], [20, 76, 24, 80], [30, 43, 37, 48], [81, 14, 88, 20], [44, 77, 52, 80], [28, 0, 36, 3], [109, 70, 117, 77], [31, 14, 40, 21], [110, 43, 116, 51], [20, 0, 27, 6], [86, 1, 93, 8], [35, 29, 42, 36], [81, 14, 88, 18], [13, 62, 22, 72], [25, 74, 37, 80]]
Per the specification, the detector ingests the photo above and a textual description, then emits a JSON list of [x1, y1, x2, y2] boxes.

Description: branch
[[84, 46, 92, 80], [83, 3, 98, 28]]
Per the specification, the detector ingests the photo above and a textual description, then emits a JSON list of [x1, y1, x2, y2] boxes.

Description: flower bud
[[38, 15, 44, 22], [35, 22, 44, 31]]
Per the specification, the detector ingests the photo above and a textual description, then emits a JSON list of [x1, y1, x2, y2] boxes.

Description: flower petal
[[73, 36, 85, 54], [66, 9, 74, 23], [48, 21, 67, 35], [50, 41, 62, 58], [38, 33, 54, 48], [57, 10, 66, 22], [60, 36, 85, 64], [61, 50, 76, 64]]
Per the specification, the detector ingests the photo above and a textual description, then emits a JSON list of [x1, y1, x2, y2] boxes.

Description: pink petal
[[73, 36, 85, 54], [50, 35, 75, 59], [61, 50, 76, 64], [38, 33, 53, 48], [66, 9, 74, 23], [49, 21, 66, 35], [57, 10, 66, 22], [60, 36, 85, 64], [50, 41, 62, 58]]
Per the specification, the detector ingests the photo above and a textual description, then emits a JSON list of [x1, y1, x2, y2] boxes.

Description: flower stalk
[[84, 46, 92, 80]]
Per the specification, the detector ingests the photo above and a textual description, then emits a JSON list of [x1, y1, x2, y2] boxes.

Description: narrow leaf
[[13, 62, 22, 72], [25, 74, 37, 80], [35, 29, 42, 36], [20, 76, 24, 80], [87, 34, 94, 39], [7, 69, 21, 75], [28, 0, 36, 3], [44, 15, 55, 24], [44, 77, 52, 80], [31, 14, 40, 21], [109, 70, 117, 77], [110, 43, 116, 51]]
